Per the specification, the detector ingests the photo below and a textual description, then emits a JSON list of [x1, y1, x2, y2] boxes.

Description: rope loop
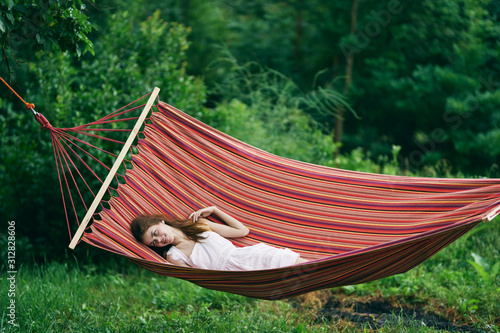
[[35, 113, 52, 130]]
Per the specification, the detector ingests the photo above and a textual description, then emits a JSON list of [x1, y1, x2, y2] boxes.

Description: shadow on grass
[[291, 291, 484, 332]]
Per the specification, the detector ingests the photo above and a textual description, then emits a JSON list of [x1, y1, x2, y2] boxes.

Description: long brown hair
[[130, 214, 210, 245]]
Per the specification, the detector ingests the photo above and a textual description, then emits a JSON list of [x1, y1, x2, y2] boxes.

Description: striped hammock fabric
[[74, 100, 500, 299]]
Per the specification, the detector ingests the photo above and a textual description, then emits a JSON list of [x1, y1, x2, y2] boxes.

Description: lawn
[[1, 220, 498, 332]]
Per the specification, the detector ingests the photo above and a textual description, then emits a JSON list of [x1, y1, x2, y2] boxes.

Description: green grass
[[0, 261, 344, 332], [1, 220, 498, 332]]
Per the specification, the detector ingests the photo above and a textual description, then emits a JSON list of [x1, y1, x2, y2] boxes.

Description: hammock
[[33, 89, 500, 300]]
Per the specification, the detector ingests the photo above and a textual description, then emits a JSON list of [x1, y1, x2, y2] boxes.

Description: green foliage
[[202, 0, 352, 87], [206, 99, 337, 166], [467, 252, 500, 284], [0, 0, 95, 64], [206, 54, 358, 165], [4, 0, 496, 176], [146, 0, 500, 175], [29, 10, 205, 120], [157, 0, 500, 175], [0, 10, 206, 260], [348, 0, 500, 175]]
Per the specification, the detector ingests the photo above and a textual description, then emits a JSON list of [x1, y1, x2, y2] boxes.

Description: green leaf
[[0, 18, 5, 33], [6, 0, 15, 10], [471, 252, 489, 270], [13, 4, 29, 15], [36, 33, 45, 44], [85, 43, 95, 56], [6, 13, 14, 24], [491, 262, 500, 277], [467, 260, 490, 282]]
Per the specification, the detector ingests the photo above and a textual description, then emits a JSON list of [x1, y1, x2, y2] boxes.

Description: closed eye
[[150, 229, 157, 247]]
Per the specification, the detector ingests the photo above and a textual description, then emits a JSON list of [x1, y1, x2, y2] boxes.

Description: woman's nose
[[155, 235, 163, 244]]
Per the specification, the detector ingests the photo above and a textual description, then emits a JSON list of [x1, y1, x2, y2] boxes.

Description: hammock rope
[[0, 79, 156, 240], [0, 76, 36, 111], [4, 84, 500, 299]]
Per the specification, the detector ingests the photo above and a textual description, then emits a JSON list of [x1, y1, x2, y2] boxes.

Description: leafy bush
[[204, 99, 337, 165], [0, 10, 206, 261], [205, 55, 356, 166]]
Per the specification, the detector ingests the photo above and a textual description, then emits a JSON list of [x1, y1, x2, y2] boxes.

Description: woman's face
[[142, 221, 175, 247]]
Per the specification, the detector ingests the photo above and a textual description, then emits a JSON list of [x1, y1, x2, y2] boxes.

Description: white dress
[[166, 231, 299, 271]]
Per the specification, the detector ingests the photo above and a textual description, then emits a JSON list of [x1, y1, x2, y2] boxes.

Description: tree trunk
[[334, 0, 359, 147], [294, 1, 304, 75], [182, 0, 191, 26], [333, 53, 339, 81]]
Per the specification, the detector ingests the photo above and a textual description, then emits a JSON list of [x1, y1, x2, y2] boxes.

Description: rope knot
[[26, 102, 36, 110], [35, 113, 53, 130]]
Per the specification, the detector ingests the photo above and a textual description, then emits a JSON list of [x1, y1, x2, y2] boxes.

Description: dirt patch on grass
[[290, 290, 483, 332]]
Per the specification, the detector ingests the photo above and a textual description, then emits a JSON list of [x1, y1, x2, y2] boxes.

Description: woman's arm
[[190, 206, 249, 238]]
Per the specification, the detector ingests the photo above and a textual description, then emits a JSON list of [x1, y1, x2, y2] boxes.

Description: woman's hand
[[189, 206, 216, 222], [191, 206, 249, 238]]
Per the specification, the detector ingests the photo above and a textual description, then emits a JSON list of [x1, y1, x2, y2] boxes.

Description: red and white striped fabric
[[76, 101, 500, 299]]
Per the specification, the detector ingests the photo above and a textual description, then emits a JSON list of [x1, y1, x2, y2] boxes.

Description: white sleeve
[[166, 246, 189, 265]]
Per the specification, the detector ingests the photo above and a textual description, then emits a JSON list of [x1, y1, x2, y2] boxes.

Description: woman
[[130, 206, 308, 270]]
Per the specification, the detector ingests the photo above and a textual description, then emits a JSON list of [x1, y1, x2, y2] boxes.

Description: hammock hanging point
[[35, 112, 53, 130]]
